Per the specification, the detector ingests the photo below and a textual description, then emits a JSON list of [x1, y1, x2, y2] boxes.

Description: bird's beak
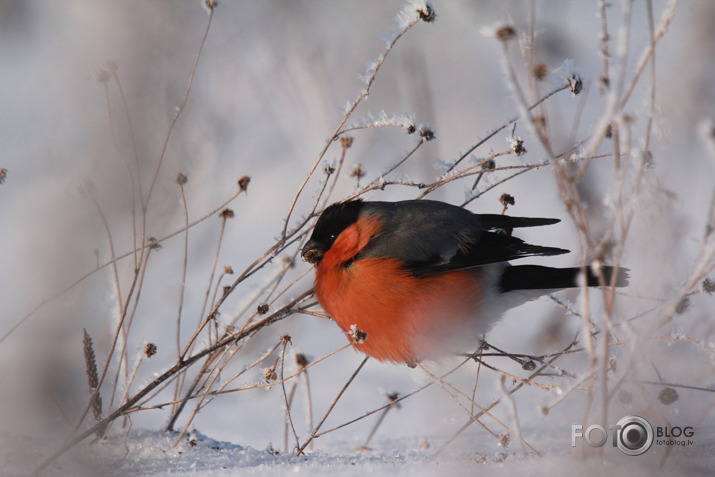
[[301, 240, 325, 265]]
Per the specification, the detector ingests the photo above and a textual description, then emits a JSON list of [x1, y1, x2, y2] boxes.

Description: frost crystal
[[347, 111, 416, 134]]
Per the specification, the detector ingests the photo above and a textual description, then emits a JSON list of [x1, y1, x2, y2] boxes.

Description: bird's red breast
[[313, 215, 482, 366]]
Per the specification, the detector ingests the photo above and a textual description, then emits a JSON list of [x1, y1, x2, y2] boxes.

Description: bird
[[301, 199, 627, 367]]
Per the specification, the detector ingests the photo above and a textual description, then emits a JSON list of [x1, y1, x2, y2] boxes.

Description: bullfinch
[[301, 199, 627, 367]]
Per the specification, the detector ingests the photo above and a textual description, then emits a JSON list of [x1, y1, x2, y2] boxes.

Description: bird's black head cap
[[301, 199, 365, 264]]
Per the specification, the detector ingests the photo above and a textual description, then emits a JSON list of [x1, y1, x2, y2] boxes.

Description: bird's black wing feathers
[[402, 232, 569, 277], [478, 214, 561, 230], [356, 200, 568, 277]]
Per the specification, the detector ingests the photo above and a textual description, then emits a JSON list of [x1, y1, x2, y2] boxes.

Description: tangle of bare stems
[[19, 0, 715, 474]]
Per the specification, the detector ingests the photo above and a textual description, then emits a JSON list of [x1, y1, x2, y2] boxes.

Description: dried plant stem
[[109, 247, 155, 404], [144, 7, 214, 210], [417, 363, 536, 454], [169, 179, 191, 422], [281, 13, 424, 238], [182, 214, 230, 359], [140, 342, 352, 413], [446, 82, 569, 174], [301, 367, 314, 451], [361, 394, 399, 449], [498, 374, 526, 453], [617, 0, 679, 112], [34, 290, 312, 475], [176, 180, 190, 356], [101, 76, 141, 271], [279, 342, 300, 453], [319, 139, 351, 211], [312, 356, 475, 440], [89, 195, 129, 386], [1, 185, 244, 347], [434, 340, 575, 454], [165, 352, 220, 434], [295, 356, 369, 455], [598, 0, 611, 90], [283, 380, 299, 453]]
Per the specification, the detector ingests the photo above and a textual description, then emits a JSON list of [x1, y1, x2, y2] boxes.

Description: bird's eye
[[329, 233, 336, 240]]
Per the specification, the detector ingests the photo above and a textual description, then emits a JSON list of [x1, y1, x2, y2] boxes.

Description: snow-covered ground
[[4, 424, 714, 476]]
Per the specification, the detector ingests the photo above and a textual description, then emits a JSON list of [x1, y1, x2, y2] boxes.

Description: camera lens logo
[[615, 415, 653, 456]]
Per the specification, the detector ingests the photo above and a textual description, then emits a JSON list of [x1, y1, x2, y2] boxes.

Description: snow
[[6, 424, 714, 476]]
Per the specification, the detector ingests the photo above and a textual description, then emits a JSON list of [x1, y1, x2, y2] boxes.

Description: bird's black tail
[[498, 265, 629, 293]]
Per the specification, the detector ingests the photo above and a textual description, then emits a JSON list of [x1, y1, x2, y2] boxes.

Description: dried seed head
[[532, 63, 548, 81], [176, 172, 188, 185], [222, 285, 231, 297], [257, 303, 269, 315], [220, 208, 234, 219], [339, 136, 353, 149], [567, 74, 583, 95], [82, 329, 103, 431], [224, 265, 234, 275], [349, 164, 366, 183], [498, 433, 510, 448], [521, 360, 536, 371], [0, 168, 6, 184], [348, 324, 368, 343], [499, 193, 515, 208], [264, 366, 277, 382], [203, 0, 217, 12], [280, 256, 295, 269], [82, 329, 99, 389], [481, 159, 496, 170], [280, 334, 292, 343], [605, 124, 614, 139], [238, 175, 250, 193], [658, 387, 679, 405], [495, 25, 516, 42], [417, 3, 436, 23], [702, 278, 715, 294], [93, 68, 111, 83], [418, 126, 435, 141], [324, 165, 335, 175], [144, 342, 157, 358], [295, 353, 309, 368], [146, 237, 161, 250], [507, 136, 526, 156]]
